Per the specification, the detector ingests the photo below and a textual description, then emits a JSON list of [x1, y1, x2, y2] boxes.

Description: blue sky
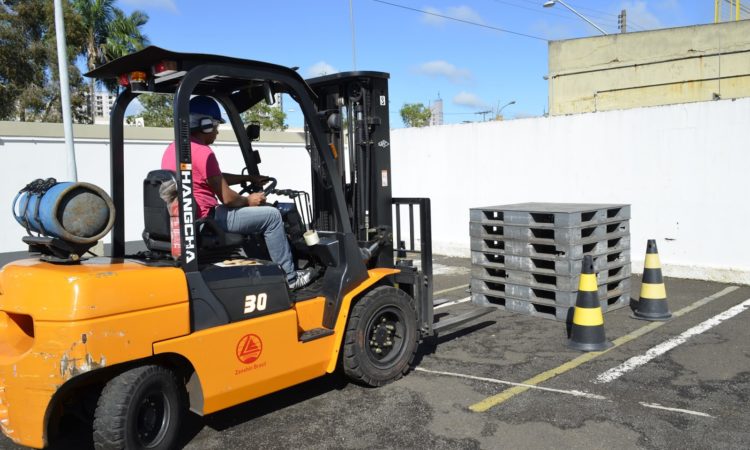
[[116, 0, 716, 127]]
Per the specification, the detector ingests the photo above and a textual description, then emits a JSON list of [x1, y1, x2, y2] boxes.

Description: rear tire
[[93, 365, 183, 450], [343, 286, 419, 386]]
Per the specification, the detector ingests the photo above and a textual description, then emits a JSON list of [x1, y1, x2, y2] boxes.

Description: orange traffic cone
[[632, 240, 672, 321], [568, 255, 612, 351]]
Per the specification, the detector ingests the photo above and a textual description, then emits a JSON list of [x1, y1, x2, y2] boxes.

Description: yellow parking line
[[469, 286, 739, 412]]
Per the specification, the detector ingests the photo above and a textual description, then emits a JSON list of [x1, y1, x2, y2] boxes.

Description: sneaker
[[288, 268, 314, 290]]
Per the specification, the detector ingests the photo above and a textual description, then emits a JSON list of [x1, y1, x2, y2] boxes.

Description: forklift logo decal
[[377, 140, 390, 148], [236, 333, 263, 364], [180, 170, 196, 263]]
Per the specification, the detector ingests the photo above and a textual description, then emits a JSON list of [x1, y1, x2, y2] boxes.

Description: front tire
[[93, 365, 183, 450], [343, 286, 419, 386]]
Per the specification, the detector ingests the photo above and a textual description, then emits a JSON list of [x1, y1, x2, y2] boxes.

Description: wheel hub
[[369, 316, 396, 355], [137, 392, 169, 447]]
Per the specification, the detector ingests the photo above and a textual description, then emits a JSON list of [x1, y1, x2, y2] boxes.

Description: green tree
[[399, 103, 431, 127], [0, 0, 88, 122], [101, 8, 149, 92], [73, 0, 149, 120], [241, 102, 287, 131], [73, 0, 115, 119], [103, 9, 148, 61], [138, 94, 173, 128]]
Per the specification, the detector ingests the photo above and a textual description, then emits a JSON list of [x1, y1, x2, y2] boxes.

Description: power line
[[511, 0, 653, 30], [489, 0, 576, 21], [499, 0, 647, 32], [372, 0, 549, 41], [512, 0, 618, 19]]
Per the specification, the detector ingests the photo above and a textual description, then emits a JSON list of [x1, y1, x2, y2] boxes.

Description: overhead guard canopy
[[84, 45, 317, 101]]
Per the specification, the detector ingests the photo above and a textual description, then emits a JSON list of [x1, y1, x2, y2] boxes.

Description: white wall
[[0, 136, 310, 254], [391, 98, 750, 284], [2, 98, 748, 284]]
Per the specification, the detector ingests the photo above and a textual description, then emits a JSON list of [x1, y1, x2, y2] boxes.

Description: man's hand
[[247, 192, 266, 206]]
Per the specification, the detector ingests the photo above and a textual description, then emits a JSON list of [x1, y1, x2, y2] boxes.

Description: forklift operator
[[161, 96, 313, 290]]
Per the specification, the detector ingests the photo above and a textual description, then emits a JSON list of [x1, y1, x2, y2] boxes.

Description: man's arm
[[207, 175, 265, 207], [223, 173, 270, 186]]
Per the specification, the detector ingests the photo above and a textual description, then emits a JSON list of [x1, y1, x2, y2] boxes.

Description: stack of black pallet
[[470, 203, 631, 321]]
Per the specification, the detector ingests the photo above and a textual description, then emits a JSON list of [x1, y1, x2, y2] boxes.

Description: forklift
[[0, 47, 492, 449]]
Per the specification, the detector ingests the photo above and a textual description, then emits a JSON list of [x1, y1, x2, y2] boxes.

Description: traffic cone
[[632, 240, 672, 321], [568, 255, 612, 351]]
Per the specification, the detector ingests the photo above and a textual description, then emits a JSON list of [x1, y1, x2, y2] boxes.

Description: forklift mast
[[306, 72, 394, 269]]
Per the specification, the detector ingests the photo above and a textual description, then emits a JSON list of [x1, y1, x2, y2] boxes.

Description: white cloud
[[657, 0, 680, 13], [120, 0, 178, 13], [452, 91, 488, 109], [620, 1, 663, 30], [421, 5, 484, 26], [307, 61, 337, 77], [449, 6, 484, 23], [415, 60, 472, 83], [422, 7, 444, 25]]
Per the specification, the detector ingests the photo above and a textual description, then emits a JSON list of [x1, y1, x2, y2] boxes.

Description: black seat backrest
[[142, 169, 247, 257], [143, 170, 175, 253]]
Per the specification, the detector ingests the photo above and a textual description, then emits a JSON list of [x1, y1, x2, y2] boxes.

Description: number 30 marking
[[244, 293, 267, 314]]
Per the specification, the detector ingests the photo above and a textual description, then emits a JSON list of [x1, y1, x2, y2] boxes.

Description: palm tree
[[103, 9, 149, 61], [101, 9, 149, 92], [72, 0, 148, 120], [73, 0, 115, 121]]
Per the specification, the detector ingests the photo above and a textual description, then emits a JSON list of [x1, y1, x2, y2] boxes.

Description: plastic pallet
[[471, 249, 631, 274], [470, 263, 630, 284], [469, 221, 629, 245], [470, 276, 632, 308], [470, 203, 630, 228], [471, 264, 631, 292], [471, 291, 630, 321], [470, 235, 631, 259], [470, 248, 631, 269], [504, 265, 631, 291]]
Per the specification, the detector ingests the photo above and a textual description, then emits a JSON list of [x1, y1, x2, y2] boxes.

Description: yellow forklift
[[0, 47, 491, 449]]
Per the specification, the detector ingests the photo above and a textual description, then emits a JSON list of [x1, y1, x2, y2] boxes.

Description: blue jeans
[[214, 205, 295, 281]]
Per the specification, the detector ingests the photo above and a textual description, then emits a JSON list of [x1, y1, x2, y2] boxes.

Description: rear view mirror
[[263, 82, 275, 105], [246, 124, 260, 141], [327, 112, 341, 132]]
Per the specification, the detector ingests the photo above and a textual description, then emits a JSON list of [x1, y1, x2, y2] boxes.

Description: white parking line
[[639, 402, 714, 418], [434, 296, 470, 310], [433, 284, 469, 296], [415, 367, 608, 400], [416, 368, 715, 418], [595, 298, 750, 384]]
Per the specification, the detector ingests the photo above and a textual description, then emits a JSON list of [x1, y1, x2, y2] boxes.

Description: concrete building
[[429, 98, 443, 126], [548, 19, 750, 115], [93, 91, 118, 124]]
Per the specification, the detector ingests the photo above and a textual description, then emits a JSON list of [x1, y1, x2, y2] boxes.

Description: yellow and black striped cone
[[568, 255, 612, 351], [632, 239, 672, 321]]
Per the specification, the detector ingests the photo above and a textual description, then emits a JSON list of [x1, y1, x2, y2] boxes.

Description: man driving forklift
[[161, 95, 313, 289]]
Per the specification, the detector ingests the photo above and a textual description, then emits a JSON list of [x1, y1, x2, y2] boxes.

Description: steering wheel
[[239, 177, 277, 196]]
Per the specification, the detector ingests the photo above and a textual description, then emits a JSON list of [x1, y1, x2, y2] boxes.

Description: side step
[[299, 327, 334, 343], [433, 306, 495, 335]]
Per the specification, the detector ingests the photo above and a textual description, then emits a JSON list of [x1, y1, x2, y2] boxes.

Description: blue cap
[[189, 96, 225, 123]]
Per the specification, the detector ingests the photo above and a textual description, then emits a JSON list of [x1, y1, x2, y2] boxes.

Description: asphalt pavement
[[1, 255, 748, 449]]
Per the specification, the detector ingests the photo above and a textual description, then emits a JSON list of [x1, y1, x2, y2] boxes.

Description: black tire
[[93, 365, 183, 450], [342, 286, 419, 386]]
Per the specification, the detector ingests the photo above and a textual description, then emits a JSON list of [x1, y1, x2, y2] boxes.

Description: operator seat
[[142, 170, 245, 259]]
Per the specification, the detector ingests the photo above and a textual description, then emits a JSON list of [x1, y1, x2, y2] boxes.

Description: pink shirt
[[161, 139, 222, 219]]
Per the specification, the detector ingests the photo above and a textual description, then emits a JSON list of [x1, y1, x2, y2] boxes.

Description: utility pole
[[53, 0, 78, 181], [349, 0, 357, 70], [618, 9, 627, 33], [475, 110, 492, 121]]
